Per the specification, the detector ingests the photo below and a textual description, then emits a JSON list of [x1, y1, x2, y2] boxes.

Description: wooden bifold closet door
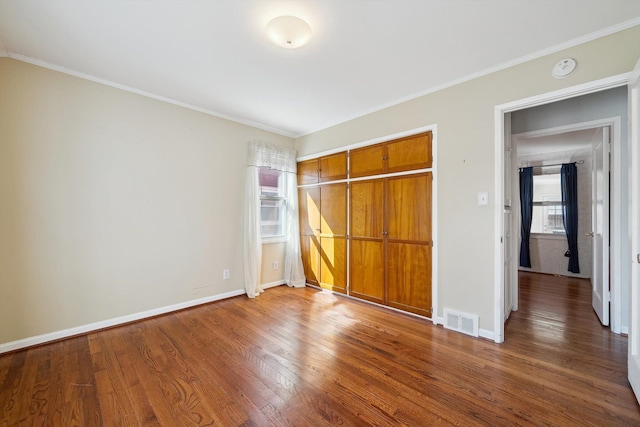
[[299, 186, 320, 285], [299, 183, 347, 294], [350, 180, 385, 303], [349, 173, 432, 316], [385, 173, 432, 317]]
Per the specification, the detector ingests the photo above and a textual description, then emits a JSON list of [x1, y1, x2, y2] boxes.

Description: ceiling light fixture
[[266, 16, 311, 49]]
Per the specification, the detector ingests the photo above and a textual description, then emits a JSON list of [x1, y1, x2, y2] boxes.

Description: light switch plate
[[478, 192, 489, 206]]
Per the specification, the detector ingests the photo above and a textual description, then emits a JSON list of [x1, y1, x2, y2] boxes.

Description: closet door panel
[[386, 132, 432, 173], [319, 152, 347, 182], [386, 242, 432, 317], [298, 187, 321, 235], [350, 239, 384, 302], [319, 236, 347, 294], [350, 180, 384, 237], [320, 184, 347, 235], [300, 234, 320, 285], [298, 159, 319, 185], [350, 179, 385, 302], [350, 143, 385, 178], [387, 174, 431, 242], [299, 187, 321, 286]]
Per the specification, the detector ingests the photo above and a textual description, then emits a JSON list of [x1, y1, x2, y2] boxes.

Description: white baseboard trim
[[262, 280, 286, 289], [479, 328, 495, 341], [0, 288, 246, 354]]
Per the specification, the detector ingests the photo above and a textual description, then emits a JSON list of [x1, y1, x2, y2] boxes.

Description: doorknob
[[585, 232, 594, 237]]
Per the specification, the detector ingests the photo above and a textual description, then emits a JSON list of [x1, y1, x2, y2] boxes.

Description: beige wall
[[0, 58, 292, 345], [261, 242, 286, 286], [295, 27, 640, 333]]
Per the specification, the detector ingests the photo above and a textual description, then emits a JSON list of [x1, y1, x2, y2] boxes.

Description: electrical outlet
[[223, 269, 230, 280], [273, 261, 279, 270]]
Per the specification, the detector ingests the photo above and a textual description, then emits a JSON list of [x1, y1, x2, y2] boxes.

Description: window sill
[[530, 233, 566, 240], [262, 237, 287, 244]]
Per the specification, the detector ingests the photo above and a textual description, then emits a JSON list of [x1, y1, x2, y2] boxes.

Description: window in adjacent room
[[259, 167, 286, 239], [531, 173, 565, 234]]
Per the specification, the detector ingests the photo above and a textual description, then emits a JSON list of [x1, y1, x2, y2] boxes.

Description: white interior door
[[628, 58, 640, 404], [504, 208, 512, 318], [592, 127, 610, 326], [503, 117, 514, 319]]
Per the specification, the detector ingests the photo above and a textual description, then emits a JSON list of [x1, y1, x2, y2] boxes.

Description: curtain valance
[[248, 141, 297, 173]]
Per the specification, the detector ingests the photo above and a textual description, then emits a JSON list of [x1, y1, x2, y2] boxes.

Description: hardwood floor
[[1, 272, 639, 425]]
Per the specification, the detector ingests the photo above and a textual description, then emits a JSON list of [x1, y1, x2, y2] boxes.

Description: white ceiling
[[0, 1, 638, 138]]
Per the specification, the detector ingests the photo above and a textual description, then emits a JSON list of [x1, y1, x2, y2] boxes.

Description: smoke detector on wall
[[552, 58, 577, 79]]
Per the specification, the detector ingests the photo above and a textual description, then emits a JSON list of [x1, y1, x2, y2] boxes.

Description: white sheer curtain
[[244, 166, 262, 298], [244, 141, 305, 298], [284, 171, 306, 287]]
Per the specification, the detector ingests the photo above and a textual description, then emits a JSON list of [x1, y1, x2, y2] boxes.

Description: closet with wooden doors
[[298, 152, 348, 293], [298, 131, 433, 317]]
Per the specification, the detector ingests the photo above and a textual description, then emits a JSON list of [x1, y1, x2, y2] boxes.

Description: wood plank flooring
[[1, 271, 639, 425]]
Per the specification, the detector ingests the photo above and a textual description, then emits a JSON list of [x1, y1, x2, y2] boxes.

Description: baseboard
[[262, 280, 286, 289], [479, 328, 495, 341], [0, 288, 246, 354]]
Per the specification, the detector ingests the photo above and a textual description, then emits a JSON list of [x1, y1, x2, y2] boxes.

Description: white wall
[[0, 58, 293, 346], [294, 26, 640, 335]]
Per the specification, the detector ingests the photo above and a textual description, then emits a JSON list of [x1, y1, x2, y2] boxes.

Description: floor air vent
[[443, 308, 479, 337]]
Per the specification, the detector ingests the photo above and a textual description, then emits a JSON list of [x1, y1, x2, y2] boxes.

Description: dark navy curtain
[[561, 163, 580, 273], [519, 167, 533, 268]]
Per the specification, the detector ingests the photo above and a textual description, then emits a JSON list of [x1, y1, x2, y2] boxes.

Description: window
[[531, 173, 565, 234], [259, 167, 286, 238]]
